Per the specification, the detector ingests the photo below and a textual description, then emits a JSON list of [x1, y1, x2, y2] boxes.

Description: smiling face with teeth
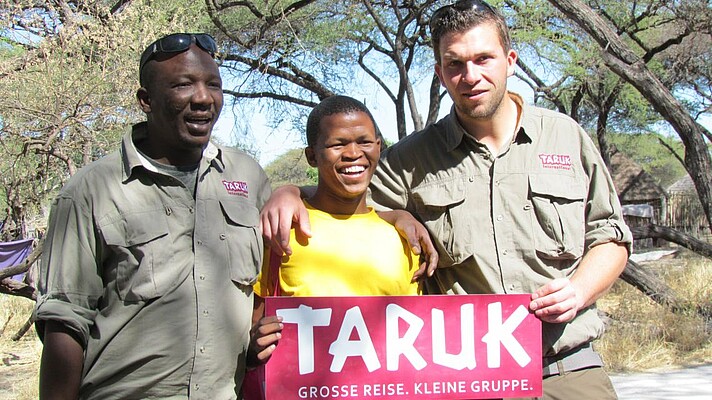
[[305, 110, 381, 215], [137, 44, 223, 166]]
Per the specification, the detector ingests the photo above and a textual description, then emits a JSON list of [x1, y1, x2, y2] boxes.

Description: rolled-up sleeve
[[580, 131, 633, 254], [35, 195, 103, 347]]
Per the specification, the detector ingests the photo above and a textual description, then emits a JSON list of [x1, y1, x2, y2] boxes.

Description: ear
[[434, 63, 445, 87], [305, 147, 318, 167], [506, 49, 518, 78], [136, 87, 152, 113]]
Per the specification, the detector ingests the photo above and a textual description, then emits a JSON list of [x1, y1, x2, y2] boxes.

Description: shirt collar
[[515, 95, 537, 144], [443, 108, 467, 152], [121, 122, 223, 181], [443, 91, 534, 152]]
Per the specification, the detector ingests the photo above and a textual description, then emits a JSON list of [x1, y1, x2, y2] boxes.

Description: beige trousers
[[511, 367, 618, 400]]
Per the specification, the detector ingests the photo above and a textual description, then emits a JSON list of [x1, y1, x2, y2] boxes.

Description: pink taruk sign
[[264, 294, 542, 399]]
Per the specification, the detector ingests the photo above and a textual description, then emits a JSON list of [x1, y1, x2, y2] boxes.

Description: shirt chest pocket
[[219, 200, 263, 286], [528, 174, 586, 260], [412, 179, 470, 265], [100, 211, 172, 302]]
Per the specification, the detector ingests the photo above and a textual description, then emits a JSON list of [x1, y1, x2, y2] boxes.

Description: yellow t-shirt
[[254, 201, 419, 297]]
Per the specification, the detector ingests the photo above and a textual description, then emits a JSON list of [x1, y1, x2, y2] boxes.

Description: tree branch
[[358, 48, 396, 102], [222, 90, 318, 108], [631, 224, 712, 259], [621, 260, 711, 326], [547, 0, 712, 229], [643, 31, 689, 63], [0, 238, 42, 281], [516, 58, 568, 114], [223, 53, 333, 99], [657, 137, 685, 166], [0, 278, 36, 301]]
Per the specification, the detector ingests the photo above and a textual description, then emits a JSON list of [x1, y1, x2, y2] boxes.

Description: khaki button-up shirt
[[370, 93, 632, 356], [35, 123, 271, 399]]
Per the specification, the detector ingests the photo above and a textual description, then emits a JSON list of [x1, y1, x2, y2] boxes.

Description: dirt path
[[0, 335, 41, 399], [611, 364, 712, 399]]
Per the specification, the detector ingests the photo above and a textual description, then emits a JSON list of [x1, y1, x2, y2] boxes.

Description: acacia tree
[[205, 0, 439, 140], [517, 0, 712, 323], [546, 0, 712, 229], [506, 0, 685, 169], [0, 0, 211, 303], [2, 1, 707, 237], [0, 0, 210, 240], [205, 0, 711, 224], [263, 148, 318, 188]]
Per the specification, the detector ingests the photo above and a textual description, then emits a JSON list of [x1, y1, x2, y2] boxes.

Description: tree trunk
[[631, 224, 712, 259], [11, 313, 35, 341], [621, 260, 711, 326], [0, 278, 36, 300], [618, 224, 712, 326], [426, 74, 443, 126], [547, 0, 712, 231], [596, 101, 612, 168]]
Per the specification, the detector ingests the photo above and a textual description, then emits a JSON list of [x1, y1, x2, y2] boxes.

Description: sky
[[212, 74, 536, 167], [213, 71, 712, 169]]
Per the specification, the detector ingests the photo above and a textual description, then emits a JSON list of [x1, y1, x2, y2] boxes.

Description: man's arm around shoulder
[[259, 185, 314, 256]]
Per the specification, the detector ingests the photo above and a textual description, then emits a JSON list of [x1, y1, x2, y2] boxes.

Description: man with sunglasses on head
[[261, 1, 632, 399], [35, 33, 270, 399]]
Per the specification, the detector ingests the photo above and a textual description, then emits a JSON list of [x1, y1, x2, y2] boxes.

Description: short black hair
[[306, 95, 382, 148]]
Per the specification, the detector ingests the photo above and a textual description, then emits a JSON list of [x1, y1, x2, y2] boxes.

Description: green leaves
[[0, 0, 212, 235]]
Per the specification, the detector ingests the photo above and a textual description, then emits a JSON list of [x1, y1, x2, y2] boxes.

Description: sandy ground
[[0, 336, 40, 399], [611, 363, 712, 400]]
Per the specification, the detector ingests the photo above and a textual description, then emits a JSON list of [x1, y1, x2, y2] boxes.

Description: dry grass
[[598, 251, 712, 372], [0, 295, 40, 400]]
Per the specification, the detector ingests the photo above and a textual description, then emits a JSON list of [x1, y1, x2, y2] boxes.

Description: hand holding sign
[[530, 278, 581, 324], [249, 315, 284, 367]]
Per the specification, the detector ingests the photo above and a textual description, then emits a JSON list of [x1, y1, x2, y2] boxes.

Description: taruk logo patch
[[538, 153, 572, 170], [222, 180, 248, 197]]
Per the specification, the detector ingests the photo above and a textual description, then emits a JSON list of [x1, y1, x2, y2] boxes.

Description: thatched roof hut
[[608, 148, 667, 224], [666, 174, 709, 236]]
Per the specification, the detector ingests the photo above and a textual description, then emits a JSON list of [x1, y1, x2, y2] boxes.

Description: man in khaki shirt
[[261, 1, 631, 399], [35, 33, 270, 399]]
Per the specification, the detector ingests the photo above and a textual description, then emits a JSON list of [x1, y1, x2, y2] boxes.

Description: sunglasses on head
[[139, 33, 218, 75], [429, 0, 496, 32]]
